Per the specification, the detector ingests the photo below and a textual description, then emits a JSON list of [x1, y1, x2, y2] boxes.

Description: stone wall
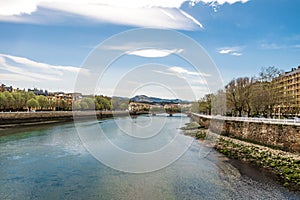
[[0, 111, 130, 126], [191, 114, 300, 153]]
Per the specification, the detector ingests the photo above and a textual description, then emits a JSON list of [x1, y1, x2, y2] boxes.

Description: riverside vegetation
[[181, 121, 300, 191]]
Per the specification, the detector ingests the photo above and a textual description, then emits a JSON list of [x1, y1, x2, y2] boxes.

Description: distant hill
[[130, 95, 189, 104]]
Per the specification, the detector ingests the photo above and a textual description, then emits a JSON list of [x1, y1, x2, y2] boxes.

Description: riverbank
[[182, 122, 300, 191], [0, 111, 146, 129]]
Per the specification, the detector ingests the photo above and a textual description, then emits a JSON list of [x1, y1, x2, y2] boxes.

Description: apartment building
[[273, 66, 300, 115]]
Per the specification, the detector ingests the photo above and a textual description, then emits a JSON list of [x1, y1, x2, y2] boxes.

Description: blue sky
[[0, 0, 300, 100]]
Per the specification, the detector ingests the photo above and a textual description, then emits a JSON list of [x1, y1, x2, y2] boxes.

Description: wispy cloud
[[127, 49, 183, 58], [169, 66, 210, 77], [152, 66, 210, 99], [260, 42, 300, 50], [0, 1, 203, 30], [0, 0, 249, 30], [0, 54, 89, 91], [1, 54, 87, 75], [190, 0, 249, 6], [189, 0, 249, 12], [217, 46, 243, 56], [154, 66, 210, 85]]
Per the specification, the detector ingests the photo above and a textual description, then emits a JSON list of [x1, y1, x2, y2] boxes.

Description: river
[[0, 114, 299, 199]]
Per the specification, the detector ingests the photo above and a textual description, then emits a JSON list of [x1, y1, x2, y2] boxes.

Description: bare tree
[[226, 77, 252, 117], [258, 66, 283, 117]]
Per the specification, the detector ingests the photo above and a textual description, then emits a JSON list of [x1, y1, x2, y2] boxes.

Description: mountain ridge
[[129, 95, 190, 104]]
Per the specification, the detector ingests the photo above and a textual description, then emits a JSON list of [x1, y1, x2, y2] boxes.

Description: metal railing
[[192, 113, 300, 126]]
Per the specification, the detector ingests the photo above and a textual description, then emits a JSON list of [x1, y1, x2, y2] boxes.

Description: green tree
[[95, 102, 104, 110], [119, 102, 128, 110], [12, 92, 22, 110], [26, 91, 35, 101], [95, 96, 111, 110], [0, 93, 6, 110], [73, 101, 81, 110], [199, 94, 212, 115], [27, 98, 39, 110], [81, 97, 95, 110], [58, 99, 68, 111], [80, 101, 89, 110], [3, 91, 14, 111], [37, 95, 50, 110]]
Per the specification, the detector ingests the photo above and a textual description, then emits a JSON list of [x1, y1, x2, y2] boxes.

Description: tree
[[198, 94, 212, 115], [59, 100, 68, 111], [226, 77, 252, 117], [111, 97, 129, 111], [81, 97, 95, 110], [26, 91, 35, 102], [37, 95, 50, 110], [191, 101, 200, 113], [258, 66, 282, 82], [73, 101, 81, 110], [0, 93, 6, 110], [95, 96, 111, 110], [258, 66, 282, 118], [119, 102, 128, 110], [249, 82, 268, 116], [3, 91, 14, 111], [80, 101, 89, 110], [95, 102, 104, 110], [27, 98, 39, 111], [12, 92, 22, 111], [211, 90, 227, 115]]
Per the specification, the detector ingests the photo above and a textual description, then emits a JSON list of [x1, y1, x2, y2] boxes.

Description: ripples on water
[[0, 115, 299, 200]]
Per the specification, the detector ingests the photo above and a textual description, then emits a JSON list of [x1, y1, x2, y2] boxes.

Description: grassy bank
[[182, 122, 300, 191]]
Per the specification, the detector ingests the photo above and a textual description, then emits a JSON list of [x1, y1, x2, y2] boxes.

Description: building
[[46, 92, 83, 110], [28, 88, 48, 96], [129, 102, 150, 112], [1, 84, 13, 92], [273, 66, 300, 116]]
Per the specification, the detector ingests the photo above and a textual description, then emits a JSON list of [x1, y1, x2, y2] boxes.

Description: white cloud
[[190, 0, 249, 12], [0, 0, 202, 30], [1, 54, 88, 74], [0, 0, 249, 30], [197, 0, 249, 5], [178, 10, 203, 28], [127, 49, 183, 58], [154, 66, 210, 78], [230, 52, 242, 56], [0, 0, 39, 16], [260, 42, 300, 50], [0, 54, 89, 91], [217, 46, 243, 56], [169, 66, 210, 77], [152, 66, 210, 99], [0, 73, 38, 82]]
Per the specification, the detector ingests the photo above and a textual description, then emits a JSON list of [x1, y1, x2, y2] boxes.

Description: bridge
[[150, 107, 182, 116]]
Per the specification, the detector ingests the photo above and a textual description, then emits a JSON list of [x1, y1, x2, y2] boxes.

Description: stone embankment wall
[[191, 114, 300, 153], [0, 111, 131, 126]]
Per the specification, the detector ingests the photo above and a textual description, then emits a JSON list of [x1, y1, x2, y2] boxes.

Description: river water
[[0, 114, 299, 200]]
